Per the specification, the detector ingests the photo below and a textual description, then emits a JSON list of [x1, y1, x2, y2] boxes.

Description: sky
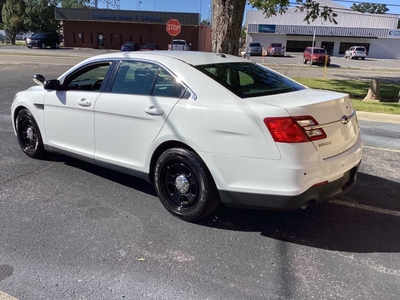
[[98, 1, 400, 19]]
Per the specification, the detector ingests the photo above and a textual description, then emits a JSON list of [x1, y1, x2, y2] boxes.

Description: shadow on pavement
[[197, 172, 400, 253]]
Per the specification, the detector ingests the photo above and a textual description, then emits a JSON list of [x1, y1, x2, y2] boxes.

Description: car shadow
[[42, 154, 400, 253], [196, 172, 400, 253]]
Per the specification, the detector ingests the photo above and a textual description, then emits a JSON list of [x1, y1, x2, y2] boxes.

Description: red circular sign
[[166, 19, 181, 37]]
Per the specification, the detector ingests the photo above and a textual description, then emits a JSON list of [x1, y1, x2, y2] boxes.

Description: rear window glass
[[271, 43, 282, 47], [195, 62, 305, 99], [356, 47, 366, 51]]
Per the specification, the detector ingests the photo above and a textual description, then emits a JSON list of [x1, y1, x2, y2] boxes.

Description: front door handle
[[78, 98, 91, 107], [144, 106, 164, 116]]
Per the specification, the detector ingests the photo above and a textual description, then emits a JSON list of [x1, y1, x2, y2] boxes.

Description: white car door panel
[[93, 60, 185, 171]]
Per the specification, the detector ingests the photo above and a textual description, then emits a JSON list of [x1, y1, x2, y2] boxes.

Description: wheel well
[[148, 141, 196, 184], [13, 106, 27, 125]]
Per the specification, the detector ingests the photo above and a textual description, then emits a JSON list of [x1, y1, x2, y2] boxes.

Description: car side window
[[111, 61, 186, 98], [65, 63, 112, 91]]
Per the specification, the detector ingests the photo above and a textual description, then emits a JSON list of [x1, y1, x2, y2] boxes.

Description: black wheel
[[41, 43, 46, 49], [15, 109, 45, 158], [303, 57, 307, 64], [154, 148, 220, 221]]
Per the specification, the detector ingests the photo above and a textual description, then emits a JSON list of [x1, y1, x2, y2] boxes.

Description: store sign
[[258, 24, 276, 33], [92, 13, 163, 23], [388, 30, 400, 38]]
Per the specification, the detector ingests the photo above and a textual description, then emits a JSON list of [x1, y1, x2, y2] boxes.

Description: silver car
[[344, 46, 367, 60]]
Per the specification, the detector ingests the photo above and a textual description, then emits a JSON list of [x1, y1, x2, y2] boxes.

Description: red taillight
[[264, 116, 326, 143]]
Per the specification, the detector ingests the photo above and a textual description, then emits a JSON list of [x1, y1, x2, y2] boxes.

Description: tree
[[0, 0, 6, 25], [212, 0, 338, 55], [1, 0, 25, 44], [350, 3, 388, 14], [24, 0, 59, 33]]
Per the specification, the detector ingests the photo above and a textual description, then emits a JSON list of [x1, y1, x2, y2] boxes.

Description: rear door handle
[[78, 98, 91, 107], [144, 106, 164, 116]]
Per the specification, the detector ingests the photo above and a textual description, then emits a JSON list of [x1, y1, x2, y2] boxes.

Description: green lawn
[[291, 77, 400, 115]]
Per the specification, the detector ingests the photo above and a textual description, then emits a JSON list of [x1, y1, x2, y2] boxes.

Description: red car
[[303, 47, 331, 66], [140, 43, 162, 51]]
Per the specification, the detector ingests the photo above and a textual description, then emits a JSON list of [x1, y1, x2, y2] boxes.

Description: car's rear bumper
[[219, 165, 359, 210], [201, 134, 362, 210]]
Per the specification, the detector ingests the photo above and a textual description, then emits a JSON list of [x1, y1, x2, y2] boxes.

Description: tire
[[27, 46, 32, 49], [303, 57, 307, 64], [53, 43, 59, 49], [362, 57, 365, 60], [41, 43, 46, 49], [154, 148, 220, 221], [15, 109, 46, 158]]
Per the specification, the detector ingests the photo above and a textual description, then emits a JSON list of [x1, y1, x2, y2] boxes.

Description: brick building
[[55, 8, 212, 51]]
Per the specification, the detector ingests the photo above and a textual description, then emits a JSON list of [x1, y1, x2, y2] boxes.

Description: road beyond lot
[[0, 48, 400, 300]]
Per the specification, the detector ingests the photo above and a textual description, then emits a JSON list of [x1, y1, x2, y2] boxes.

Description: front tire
[[154, 148, 220, 221], [41, 43, 46, 49], [15, 109, 46, 158], [303, 57, 307, 64]]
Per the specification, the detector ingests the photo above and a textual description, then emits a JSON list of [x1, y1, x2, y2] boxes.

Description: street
[[0, 48, 399, 300]]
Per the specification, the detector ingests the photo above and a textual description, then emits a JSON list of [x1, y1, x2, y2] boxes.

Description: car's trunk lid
[[252, 89, 360, 159]]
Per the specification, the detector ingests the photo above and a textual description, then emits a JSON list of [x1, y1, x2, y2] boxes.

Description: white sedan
[[11, 51, 362, 221]]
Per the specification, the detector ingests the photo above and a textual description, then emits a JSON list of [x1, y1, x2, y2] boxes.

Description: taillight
[[264, 116, 326, 143]]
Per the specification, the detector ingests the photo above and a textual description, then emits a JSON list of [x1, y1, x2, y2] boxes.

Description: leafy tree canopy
[[1, 0, 26, 43], [24, 0, 59, 32], [350, 3, 388, 14]]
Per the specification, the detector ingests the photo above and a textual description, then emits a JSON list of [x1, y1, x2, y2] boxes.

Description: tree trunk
[[212, 0, 247, 55]]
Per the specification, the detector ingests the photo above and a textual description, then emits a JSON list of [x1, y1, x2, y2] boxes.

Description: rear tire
[[41, 43, 45, 49], [15, 109, 46, 159], [154, 148, 220, 221], [303, 57, 307, 64]]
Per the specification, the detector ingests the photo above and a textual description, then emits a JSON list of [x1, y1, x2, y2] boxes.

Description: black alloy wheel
[[154, 148, 220, 221], [15, 109, 45, 158]]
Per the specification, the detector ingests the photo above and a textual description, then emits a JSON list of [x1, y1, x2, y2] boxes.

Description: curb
[[357, 111, 400, 124]]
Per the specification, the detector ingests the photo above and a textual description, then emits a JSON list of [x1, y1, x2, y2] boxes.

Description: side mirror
[[33, 74, 45, 86], [44, 79, 61, 90]]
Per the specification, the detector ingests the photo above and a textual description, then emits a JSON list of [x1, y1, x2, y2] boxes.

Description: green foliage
[[350, 3, 388, 14], [1, 0, 26, 43], [248, 0, 338, 24], [0, 0, 6, 24], [24, 0, 59, 32]]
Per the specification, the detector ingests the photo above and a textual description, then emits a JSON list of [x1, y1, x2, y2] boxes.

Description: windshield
[[195, 62, 305, 99], [249, 43, 260, 47], [271, 43, 282, 47], [32, 33, 45, 38]]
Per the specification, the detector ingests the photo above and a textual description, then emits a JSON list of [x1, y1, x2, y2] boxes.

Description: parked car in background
[[26, 32, 60, 49], [247, 42, 263, 56], [121, 42, 141, 51], [266, 43, 285, 56], [303, 47, 331, 66], [344, 46, 367, 60], [168, 39, 191, 51], [11, 51, 362, 221], [140, 43, 162, 51]]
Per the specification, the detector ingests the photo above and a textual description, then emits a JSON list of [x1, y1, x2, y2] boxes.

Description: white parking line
[[0, 291, 18, 300], [363, 145, 400, 153], [331, 199, 400, 217]]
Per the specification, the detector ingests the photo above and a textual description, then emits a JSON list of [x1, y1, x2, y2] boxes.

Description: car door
[[44, 62, 113, 161], [93, 60, 187, 172]]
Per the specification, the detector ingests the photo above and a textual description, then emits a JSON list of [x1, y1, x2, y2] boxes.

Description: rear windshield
[[356, 47, 366, 51], [173, 41, 186, 45], [271, 43, 282, 47], [312, 49, 327, 54], [195, 62, 305, 99]]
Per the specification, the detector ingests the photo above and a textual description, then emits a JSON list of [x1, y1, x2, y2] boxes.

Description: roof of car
[[86, 51, 247, 66]]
